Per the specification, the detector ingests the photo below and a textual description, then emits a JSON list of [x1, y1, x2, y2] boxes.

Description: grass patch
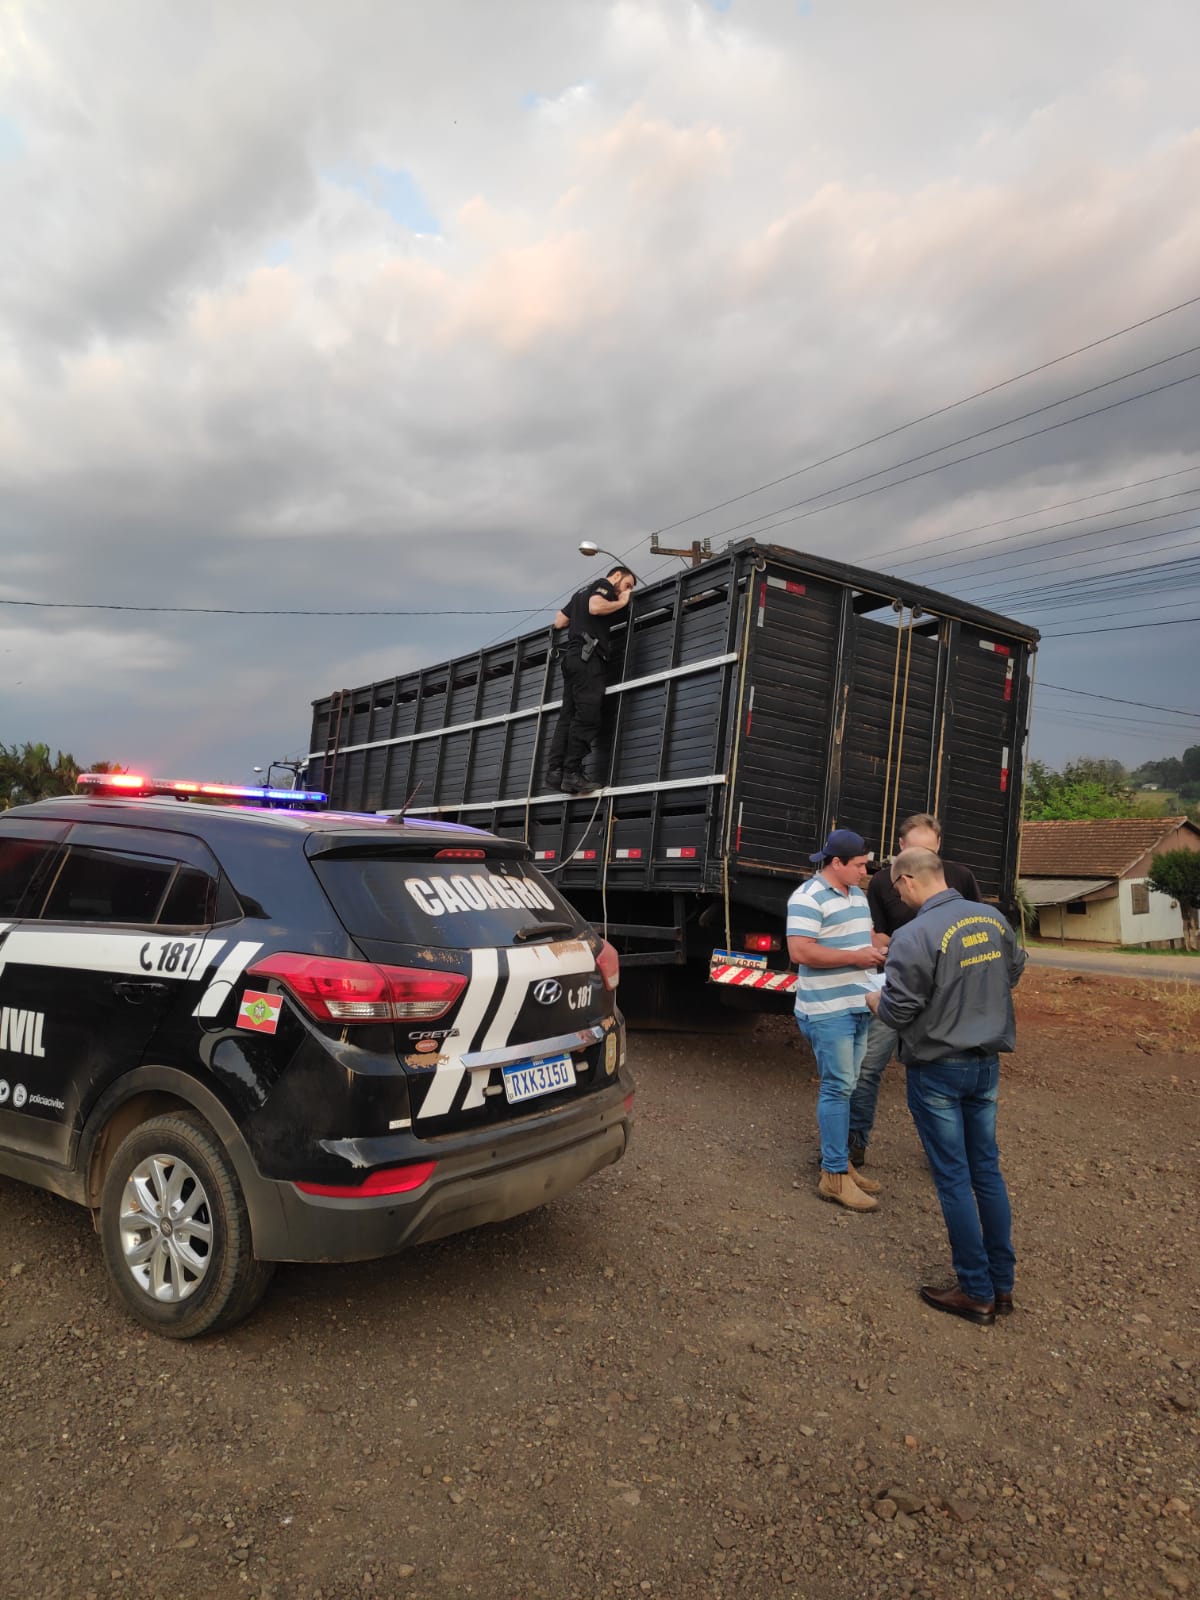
[[1115, 945, 1200, 958], [1147, 981, 1200, 1050]]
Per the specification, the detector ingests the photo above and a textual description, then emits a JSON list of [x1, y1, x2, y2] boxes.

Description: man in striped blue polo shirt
[[787, 829, 887, 1211]]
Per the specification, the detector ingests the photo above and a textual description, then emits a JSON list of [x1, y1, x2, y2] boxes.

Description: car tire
[[99, 1110, 274, 1339]]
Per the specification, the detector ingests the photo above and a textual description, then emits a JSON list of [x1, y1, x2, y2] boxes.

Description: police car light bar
[[78, 773, 329, 805]]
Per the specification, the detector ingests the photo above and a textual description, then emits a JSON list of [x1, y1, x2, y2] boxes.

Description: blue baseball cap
[[809, 828, 867, 864]]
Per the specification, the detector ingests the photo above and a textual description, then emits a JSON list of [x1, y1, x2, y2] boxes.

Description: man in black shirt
[[848, 813, 981, 1165], [545, 565, 637, 794]]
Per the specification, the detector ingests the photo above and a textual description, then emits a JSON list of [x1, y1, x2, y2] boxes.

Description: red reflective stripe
[[295, 1161, 437, 1199], [1004, 660, 1014, 702]]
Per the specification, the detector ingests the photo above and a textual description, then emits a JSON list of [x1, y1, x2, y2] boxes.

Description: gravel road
[[0, 968, 1196, 1600], [1028, 947, 1200, 985]]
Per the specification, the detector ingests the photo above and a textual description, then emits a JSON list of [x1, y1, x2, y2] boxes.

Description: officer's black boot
[[546, 766, 563, 791], [562, 770, 596, 795]]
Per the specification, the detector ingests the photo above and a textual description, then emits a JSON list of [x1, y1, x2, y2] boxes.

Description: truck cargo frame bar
[[308, 538, 1038, 927], [307, 651, 740, 764]]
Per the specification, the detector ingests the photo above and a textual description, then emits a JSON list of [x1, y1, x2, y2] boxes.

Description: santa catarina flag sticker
[[236, 989, 283, 1035]]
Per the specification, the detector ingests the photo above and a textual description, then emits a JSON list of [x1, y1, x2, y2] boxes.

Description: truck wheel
[[99, 1111, 274, 1339]]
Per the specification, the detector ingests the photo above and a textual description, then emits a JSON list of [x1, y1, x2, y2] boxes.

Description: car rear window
[[0, 836, 59, 917], [313, 857, 583, 947]]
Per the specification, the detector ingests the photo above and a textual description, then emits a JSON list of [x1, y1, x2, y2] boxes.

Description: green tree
[[0, 742, 80, 807], [0, 744, 126, 808], [1147, 848, 1200, 950], [1022, 756, 1136, 820], [1132, 755, 1185, 788]]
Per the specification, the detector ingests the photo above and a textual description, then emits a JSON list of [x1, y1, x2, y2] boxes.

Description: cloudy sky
[[2, 0, 1198, 784]]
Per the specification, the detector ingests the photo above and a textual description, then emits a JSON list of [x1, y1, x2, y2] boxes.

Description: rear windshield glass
[[313, 858, 584, 948]]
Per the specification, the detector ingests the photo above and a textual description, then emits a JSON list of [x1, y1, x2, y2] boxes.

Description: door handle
[[112, 979, 170, 1003]]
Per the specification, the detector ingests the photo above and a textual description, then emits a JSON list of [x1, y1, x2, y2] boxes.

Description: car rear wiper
[[513, 922, 576, 943]]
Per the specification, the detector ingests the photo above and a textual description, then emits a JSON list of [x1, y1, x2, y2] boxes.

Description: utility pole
[[649, 534, 712, 567]]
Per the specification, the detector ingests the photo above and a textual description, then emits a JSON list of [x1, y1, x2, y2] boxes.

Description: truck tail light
[[743, 933, 779, 953], [247, 954, 467, 1023], [596, 939, 620, 992]]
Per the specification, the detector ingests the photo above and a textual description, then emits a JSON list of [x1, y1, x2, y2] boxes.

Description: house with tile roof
[[1020, 816, 1200, 946]]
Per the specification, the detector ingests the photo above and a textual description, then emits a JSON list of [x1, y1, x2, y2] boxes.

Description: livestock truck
[[306, 539, 1038, 1013]]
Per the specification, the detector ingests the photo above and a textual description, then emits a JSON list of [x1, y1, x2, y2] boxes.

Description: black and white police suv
[[0, 774, 631, 1338]]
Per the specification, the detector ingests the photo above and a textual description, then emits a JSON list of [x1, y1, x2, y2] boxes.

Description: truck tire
[[99, 1111, 274, 1339]]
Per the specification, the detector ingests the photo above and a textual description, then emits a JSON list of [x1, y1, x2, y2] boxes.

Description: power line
[[891, 488, 1200, 578], [1033, 708, 1199, 744], [909, 506, 1200, 589], [695, 363, 1200, 549], [971, 543, 1200, 607], [0, 600, 535, 617], [1038, 681, 1200, 716], [1042, 614, 1200, 637], [858, 462, 1200, 568], [640, 289, 1200, 542], [495, 298, 1200, 640], [1020, 597, 1200, 628], [1035, 706, 1200, 732]]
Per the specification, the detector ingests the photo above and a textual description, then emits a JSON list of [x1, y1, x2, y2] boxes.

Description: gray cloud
[[1, 0, 1198, 779]]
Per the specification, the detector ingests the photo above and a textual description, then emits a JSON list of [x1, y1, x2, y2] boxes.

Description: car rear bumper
[[245, 1076, 633, 1263]]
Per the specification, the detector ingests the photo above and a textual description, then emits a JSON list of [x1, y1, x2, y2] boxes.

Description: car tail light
[[294, 1160, 437, 1198], [434, 848, 486, 859], [247, 954, 467, 1023], [743, 933, 779, 953], [596, 939, 620, 992]]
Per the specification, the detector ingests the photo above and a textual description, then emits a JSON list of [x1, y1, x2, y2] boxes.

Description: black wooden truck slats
[[940, 632, 1025, 899], [309, 539, 1037, 917], [837, 615, 941, 852], [732, 568, 841, 872]]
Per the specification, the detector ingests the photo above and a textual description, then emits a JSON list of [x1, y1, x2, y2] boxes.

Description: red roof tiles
[[1020, 817, 1199, 878]]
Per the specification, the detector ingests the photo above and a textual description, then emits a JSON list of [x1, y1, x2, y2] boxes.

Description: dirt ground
[[0, 968, 1197, 1600]]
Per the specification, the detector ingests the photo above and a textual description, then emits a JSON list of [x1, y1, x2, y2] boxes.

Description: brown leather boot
[[919, 1283, 995, 1325], [818, 1169, 877, 1211], [848, 1162, 881, 1195]]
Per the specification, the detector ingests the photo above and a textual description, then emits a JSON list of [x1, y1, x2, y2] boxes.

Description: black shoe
[[545, 768, 562, 791], [848, 1138, 867, 1168], [562, 771, 596, 796], [919, 1283, 995, 1326]]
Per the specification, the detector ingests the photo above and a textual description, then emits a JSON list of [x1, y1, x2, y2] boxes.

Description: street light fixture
[[577, 542, 640, 583]]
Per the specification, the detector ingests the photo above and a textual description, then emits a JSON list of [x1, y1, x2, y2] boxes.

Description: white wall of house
[[1038, 895, 1121, 943], [1117, 877, 1185, 945]]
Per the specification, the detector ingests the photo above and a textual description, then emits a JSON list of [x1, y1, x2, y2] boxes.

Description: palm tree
[[0, 742, 82, 807]]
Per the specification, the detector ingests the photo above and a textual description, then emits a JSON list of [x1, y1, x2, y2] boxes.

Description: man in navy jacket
[[866, 847, 1025, 1326]]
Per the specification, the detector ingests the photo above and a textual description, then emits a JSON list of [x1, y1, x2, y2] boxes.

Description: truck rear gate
[[307, 539, 1037, 985]]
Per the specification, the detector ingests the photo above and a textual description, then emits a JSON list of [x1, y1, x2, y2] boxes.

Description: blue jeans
[[849, 1014, 897, 1148], [795, 1010, 871, 1173], [906, 1056, 1015, 1304]]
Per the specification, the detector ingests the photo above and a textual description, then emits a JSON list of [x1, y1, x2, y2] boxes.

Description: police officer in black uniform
[[545, 565, 637, 794]]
